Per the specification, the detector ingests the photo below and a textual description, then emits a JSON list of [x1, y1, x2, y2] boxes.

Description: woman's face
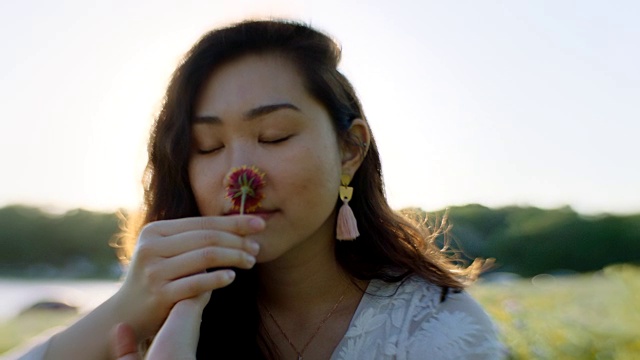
[[189, 54, 344, 263]]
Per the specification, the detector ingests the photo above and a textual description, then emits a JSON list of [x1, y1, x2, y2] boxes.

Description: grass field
[[2, 264, 638, 359], [0, 310, 78, 357], [469, 264, 640, 359]]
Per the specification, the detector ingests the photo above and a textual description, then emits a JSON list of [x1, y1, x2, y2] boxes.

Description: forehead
[[195, 54, 308, 117]]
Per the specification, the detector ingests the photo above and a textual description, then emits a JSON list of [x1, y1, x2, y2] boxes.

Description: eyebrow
[[193, 103, 301, 124]]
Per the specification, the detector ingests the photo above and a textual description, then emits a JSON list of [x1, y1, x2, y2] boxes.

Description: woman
[[20, 20, 504, 359]]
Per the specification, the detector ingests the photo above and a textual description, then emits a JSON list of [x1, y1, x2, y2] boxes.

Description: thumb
[[111, 322, 139, 360]]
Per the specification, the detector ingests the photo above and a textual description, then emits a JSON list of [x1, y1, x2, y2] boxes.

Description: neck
[[256, 234, 351, 314], [255, 227, 368, 359]]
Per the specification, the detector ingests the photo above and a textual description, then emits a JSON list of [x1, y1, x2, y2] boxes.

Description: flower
[[225, 165, 266, 214]]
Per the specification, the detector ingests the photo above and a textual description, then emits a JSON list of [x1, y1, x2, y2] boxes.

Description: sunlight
[[1, 0, 639, 215]]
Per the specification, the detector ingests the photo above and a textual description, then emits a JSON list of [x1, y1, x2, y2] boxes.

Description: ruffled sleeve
[[404, 289, 506, 359], [332, 277, 507, 360]]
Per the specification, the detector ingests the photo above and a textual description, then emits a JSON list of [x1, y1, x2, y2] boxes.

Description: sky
[[0, 0, 638, 215]]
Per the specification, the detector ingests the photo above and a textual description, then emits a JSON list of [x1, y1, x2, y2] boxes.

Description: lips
[[224, 209, 278, 220], [251, 211, 277, 221]]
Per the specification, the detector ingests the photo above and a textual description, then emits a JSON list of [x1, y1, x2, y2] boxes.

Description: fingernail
[[249, 217, 265, 230], [245, 254, 256, 267], [247, 240, 260, 255], [224, 270, 236, 282]]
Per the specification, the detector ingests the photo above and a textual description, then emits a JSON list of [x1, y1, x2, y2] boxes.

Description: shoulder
[[333, 276, 507, 360], [402, 277, 506, 359]]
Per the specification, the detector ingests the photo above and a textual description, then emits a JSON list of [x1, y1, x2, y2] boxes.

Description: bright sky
[[1, 0, 638, 215]]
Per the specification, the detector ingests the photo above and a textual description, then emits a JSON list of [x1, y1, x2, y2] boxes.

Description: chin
[[254, 252, 279, 264], [253, 240, 289, 264]]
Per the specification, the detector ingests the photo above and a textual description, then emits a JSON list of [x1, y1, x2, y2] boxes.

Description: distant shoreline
[[0, 278, 121, 320]]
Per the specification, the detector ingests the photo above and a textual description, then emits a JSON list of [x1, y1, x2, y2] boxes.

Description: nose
[[221, 140, 268, 191], [227, 139, 257, 170], [222, 141, 267, 214]]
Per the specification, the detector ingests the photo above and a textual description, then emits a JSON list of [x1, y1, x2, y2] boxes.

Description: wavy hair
[[121, 19, 482, 358]]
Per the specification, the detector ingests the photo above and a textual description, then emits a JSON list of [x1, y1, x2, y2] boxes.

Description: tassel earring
[[337, 174, 359, 241]]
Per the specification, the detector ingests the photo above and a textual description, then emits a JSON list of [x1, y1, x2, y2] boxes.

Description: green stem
[[240, 188, 247, 215]]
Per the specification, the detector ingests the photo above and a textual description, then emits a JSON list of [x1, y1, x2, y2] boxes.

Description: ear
[[340, 118, 371, 180]]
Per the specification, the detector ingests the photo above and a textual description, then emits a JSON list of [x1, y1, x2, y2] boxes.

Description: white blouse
[[331, 276, 506, 359], [13, 276, 505, 359]]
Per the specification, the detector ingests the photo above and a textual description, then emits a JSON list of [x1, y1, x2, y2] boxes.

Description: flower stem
[[240, 188, 247, 215]]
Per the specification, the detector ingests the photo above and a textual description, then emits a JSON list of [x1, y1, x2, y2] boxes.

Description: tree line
[[0, 205, 122, 278], [426, 204, 640, 277], [0, 204, 638, 279]]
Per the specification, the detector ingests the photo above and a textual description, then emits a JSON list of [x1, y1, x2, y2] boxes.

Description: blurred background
[[1, 0, 638, 358]]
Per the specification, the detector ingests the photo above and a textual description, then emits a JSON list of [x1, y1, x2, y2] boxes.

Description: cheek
[[272, 141, 341, 204], [188, 158, 226, 214]]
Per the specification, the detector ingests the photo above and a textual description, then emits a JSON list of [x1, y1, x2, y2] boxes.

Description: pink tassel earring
[[337, 174, 359, 241]]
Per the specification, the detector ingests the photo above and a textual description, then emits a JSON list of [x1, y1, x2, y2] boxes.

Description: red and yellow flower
[[225, 165, 266, 214]]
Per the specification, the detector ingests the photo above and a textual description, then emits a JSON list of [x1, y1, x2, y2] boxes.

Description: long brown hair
[[126, 19, 482, 358]]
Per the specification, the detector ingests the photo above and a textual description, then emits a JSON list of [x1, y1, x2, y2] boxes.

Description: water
[[0, 278, 121, 320]]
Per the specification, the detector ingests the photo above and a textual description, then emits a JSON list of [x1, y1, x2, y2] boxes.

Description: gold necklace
[[262, 293, 346, 360]]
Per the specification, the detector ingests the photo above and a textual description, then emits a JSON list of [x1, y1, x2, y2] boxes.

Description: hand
[[113, 215, 263, 339], [112, 292, 212, 360]]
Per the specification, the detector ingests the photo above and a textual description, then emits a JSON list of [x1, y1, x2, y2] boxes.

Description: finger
[[143, 215, 265, 237], [155, 229, 260, 258], [156, 247, 256, 281], [164, 270, 236, 300], [145, 294, 212, 359], [111, 323, 138, 360]]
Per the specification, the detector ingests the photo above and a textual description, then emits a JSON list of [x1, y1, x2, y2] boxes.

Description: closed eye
[[196, 146, 224, 155], [260, 135, 292, 144]]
